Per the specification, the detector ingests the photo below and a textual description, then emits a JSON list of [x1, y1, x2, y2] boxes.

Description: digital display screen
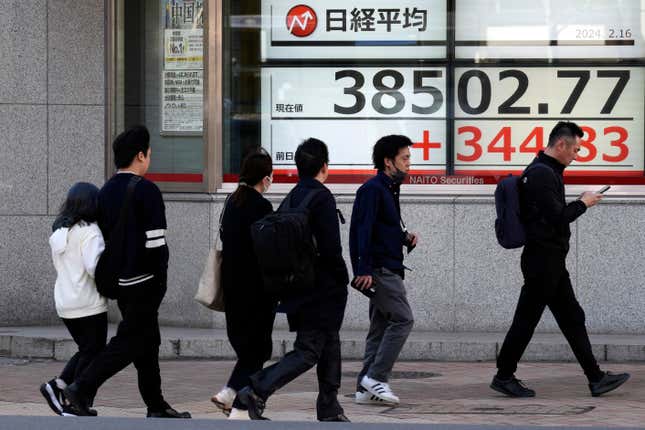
[[257, 0, 645, 184]]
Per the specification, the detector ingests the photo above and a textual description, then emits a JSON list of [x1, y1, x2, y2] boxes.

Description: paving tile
[[0, 360, 642, 425]]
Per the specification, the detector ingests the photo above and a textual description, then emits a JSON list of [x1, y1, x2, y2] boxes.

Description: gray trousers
[[357, 267, 414, 388]]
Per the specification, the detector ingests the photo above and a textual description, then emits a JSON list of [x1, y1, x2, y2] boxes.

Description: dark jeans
[[75, 277, 168, 411], [497, 247, 603, 382], [225, 301, 276, 409], [249, 329, 343, 420], [60, 312, 108, 387]]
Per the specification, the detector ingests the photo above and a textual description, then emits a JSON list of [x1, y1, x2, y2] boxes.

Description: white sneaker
[[355, 390, 397, 406], [228, 407, 250, 420], [360, 375, 400, 404], [211, 387, 236, 416]]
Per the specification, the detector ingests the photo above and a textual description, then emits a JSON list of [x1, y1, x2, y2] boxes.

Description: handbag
[[95, 175, 142, 299], [195, 196, 229, 311]]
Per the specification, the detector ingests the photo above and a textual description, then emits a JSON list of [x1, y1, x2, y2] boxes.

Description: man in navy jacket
[[238, 138, 350, 422], [349, 135, 417, 405]]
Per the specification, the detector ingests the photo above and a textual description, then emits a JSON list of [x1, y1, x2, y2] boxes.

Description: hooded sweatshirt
[[49, 222, 108, 319]]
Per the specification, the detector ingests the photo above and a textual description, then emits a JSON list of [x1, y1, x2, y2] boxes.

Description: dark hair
[[372, 135, 412, 171], [52, 182, 100, 231], [547, 121, 584, 147], [230, 149, 273, 206], [295, 138, 329, 178], [113, 125, 150, 168]]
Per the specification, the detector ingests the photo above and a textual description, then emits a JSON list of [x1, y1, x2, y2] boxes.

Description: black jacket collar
[[376, 170, 401, 193], [297, 176, 326, 189], [537, 150, 565, 175]]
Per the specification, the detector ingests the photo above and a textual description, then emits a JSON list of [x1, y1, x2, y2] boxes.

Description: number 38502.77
[[334, 69, 630, 116]]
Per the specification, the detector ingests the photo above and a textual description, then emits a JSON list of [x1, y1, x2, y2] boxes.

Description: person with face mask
[[349, 135, 418, 406], [210, 149, 277, 420]]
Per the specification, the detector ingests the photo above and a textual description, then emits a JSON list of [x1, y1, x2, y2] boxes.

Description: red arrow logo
[[286, 5, 317, 37]]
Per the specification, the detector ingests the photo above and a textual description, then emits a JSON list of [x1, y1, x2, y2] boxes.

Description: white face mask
[[262, 175, 272, 193]]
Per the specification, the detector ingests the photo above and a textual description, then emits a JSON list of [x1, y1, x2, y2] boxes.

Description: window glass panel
[[223, 0, 448, 183], [222, 0, 644, 185], [115, 0, 206, 186], [453, 67, 645, 180]]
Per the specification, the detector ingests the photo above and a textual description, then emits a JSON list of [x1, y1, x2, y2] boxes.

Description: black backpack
[[95, 176, 141, 299], [250, 189, 322, 297], [494, 163, 549, 249]]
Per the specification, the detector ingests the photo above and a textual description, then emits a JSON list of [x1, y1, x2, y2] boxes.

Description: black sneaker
[[490, 375, 536, 398], [63, 383, 93, 416], [237, 386, 269, 420], [589, 371, 630, 397], [40, 379, 64, 415], [319, 413, 351, 422], [61, 405, 98, 417], [146, 405, 191, 418]]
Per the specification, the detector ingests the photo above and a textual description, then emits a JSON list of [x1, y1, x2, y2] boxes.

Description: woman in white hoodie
[[40, 182, 108, 417]]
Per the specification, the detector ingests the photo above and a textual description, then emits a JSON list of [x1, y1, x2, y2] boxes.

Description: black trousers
[[249, 329, 343, 420], [75, 277, 168, 412], [225, 299, 276, 409], [60, 312, 108, 387], [497, 247, 603, 382]]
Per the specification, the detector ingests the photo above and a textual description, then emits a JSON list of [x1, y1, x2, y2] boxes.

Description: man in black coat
[[491, 121, 629, 398], [63, 126, 190, 418], [238, 138, 350, 422]]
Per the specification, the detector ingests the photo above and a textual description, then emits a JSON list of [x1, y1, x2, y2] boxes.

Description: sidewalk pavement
[[0, 357, 643, 426]]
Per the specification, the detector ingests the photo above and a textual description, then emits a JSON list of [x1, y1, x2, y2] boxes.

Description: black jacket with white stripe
[[98, 172, 169, 287]]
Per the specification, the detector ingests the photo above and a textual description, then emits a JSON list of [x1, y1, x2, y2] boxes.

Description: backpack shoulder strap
[[277, 189, 294, 212], [277, 188, 324, 212], [296, 189, 324, 210], [117, 176, 141, 227], [108, 175, 141, 242], [522, 161, 552, 178]]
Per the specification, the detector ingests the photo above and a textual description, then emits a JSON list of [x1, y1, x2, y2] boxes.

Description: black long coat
[[220, 188, 275, 323]]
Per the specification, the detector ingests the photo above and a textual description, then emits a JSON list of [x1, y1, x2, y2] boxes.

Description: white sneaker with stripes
[[355, 389, 398, 406], [360, 375, 400, 404]]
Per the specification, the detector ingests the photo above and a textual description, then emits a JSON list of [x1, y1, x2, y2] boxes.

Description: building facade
[[1, 0, 644, 336]]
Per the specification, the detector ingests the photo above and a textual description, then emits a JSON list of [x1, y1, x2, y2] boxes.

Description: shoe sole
[[591, 374, 630, 397], [40, 383, 63, 416], [210, 396, 232, 417], [490, 382, 535, 398], [355, 393, 397, 406], [356, 399, 398, 406]]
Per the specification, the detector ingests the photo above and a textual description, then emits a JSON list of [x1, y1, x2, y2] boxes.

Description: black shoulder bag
[[95, 176, 142, 299]]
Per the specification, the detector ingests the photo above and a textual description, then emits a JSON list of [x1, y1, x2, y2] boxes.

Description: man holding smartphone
[[491, 121, 629, 398], [349, 135, 417, 405]]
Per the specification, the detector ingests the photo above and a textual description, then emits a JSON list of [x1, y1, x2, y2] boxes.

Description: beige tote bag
[[195, 231, 224, 311], [195, 198, 229, 311]]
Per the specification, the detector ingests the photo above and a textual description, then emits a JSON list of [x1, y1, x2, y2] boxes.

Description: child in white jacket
[[40, 182, 108, 417]]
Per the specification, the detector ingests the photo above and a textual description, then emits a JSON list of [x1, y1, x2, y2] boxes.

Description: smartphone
[[597, 185, 611, 194], [350, 277, 376, 298]]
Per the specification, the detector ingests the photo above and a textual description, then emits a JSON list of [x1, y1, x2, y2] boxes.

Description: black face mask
[[389, 165, 407, 184]]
